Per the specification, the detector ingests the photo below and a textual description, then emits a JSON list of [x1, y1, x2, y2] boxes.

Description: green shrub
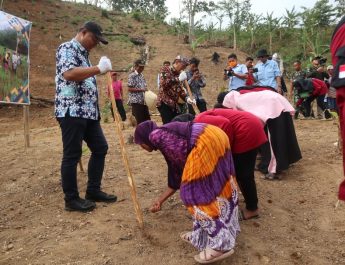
[[71, 19, 79, 25], [131, 11, 142, 22], [115, 35, 130, 43], [101, 9, 109, 19]]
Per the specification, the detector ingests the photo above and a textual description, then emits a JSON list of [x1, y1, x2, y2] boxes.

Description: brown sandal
[[194, 248, 234, 264], [179, 231, 192, 244]]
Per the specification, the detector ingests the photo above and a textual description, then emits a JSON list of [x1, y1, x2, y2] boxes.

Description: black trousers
[[233, 149, 258, 211], [257, 125, 270, 174], [257, 113, 302, 173], [188, 98, 207, 114], [304, 95, 326, 117], [110, 99, 127, 121], [158, 102, 179, 124], [58, 115, 108, 201], [132, 103, 150, 125]]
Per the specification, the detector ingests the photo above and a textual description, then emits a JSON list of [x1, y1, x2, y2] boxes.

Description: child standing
[[109, 72, 126, 121]]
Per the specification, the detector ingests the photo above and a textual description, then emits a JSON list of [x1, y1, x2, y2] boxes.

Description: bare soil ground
[[1, 108, 345, 265], [1, 1, 345, 265]]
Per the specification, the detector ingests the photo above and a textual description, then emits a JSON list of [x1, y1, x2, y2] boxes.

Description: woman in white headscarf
[[223, 89, 302, 180]]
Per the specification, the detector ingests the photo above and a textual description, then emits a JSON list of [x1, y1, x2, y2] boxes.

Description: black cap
[[82, 21, 108, 45], [257, 49, 269, 58]]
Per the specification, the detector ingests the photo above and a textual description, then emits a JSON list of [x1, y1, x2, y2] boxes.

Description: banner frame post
[[23, 105, 30, 149]]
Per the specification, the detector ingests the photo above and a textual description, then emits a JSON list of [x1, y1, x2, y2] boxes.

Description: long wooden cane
[[106, 72, 144, 229], [78, 160, 84, 172], [184, 80, 200, 115]]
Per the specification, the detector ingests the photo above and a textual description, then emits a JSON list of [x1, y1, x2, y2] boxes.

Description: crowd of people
[[54, 20, 342, 264]]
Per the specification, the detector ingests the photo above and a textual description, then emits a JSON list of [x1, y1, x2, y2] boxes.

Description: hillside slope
[[2, 0, 246, 103], [1, 0, 247, 132]]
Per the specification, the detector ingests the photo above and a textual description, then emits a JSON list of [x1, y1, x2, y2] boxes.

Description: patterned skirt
[[180, 123, 240, 251]]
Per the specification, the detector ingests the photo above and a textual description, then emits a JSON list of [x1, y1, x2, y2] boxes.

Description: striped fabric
[[180, 123, 240, 251]]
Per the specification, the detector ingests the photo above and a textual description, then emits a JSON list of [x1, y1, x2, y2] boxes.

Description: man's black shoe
[[85, 191, 117, 203], [65, 197, 96, 212]]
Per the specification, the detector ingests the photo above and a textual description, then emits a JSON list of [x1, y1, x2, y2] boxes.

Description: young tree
[[208, 1, 225, 31], [264, 12, 281, 54], [170, 18, 189, 39], [300, 0, 336, 57], [335, 0, 345, 17], [107, 0, 167, 19], [138, 0, 168, 20], [283, 6, 300, 29], [182, 0, 209, 42], [312, 0, 337, 28], [107, 0, 136, 12], [218, 0, 251, 50], [246, 13, 262, 51]]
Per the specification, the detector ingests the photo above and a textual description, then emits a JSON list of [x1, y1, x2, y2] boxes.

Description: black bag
[[331, 46, 345, 89]]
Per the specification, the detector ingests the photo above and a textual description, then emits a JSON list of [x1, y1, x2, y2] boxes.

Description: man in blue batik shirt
[[55, 21, 117, 212], [254, 49, 282, 93]]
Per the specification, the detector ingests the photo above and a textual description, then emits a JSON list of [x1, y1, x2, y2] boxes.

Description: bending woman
[[134, 120, 240, 264], [194, 109, 267, 220], [223, 90, 302, 180]]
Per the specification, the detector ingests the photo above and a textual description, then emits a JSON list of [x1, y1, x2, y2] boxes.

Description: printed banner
[[0, 11, 32, 104]]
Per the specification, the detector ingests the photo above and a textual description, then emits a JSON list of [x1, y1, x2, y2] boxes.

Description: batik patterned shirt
[[157, 66, 187, 111], [55, 38, 99, 120], [127, 71, 147, 105]]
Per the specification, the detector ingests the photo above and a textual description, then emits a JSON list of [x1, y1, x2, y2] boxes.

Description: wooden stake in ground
[[23, 105, 30, 149], [106, 72, 144, 228], [184, 80, 200, 115]]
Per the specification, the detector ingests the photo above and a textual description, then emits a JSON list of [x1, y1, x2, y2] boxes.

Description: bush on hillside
[[131, 10, 143, 22], [101, 9, 109, 19]]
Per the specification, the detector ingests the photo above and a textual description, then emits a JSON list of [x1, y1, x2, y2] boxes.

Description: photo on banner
[[0, 11, 32, 105]]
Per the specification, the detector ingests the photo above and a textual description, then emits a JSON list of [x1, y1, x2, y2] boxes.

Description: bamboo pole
[[106, 72, 144, 228], [23, 105, 30, 150], [78, 160, 84, 172], [184, 80, 200, 115]]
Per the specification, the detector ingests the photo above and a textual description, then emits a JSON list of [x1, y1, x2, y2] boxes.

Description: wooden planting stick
[[106, 72, 144, 229], [78, 160, 84, 172], [184, 80, 200, 115]]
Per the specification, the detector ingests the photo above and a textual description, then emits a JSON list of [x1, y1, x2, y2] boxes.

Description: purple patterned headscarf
[[134, 120, 158, 149]]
